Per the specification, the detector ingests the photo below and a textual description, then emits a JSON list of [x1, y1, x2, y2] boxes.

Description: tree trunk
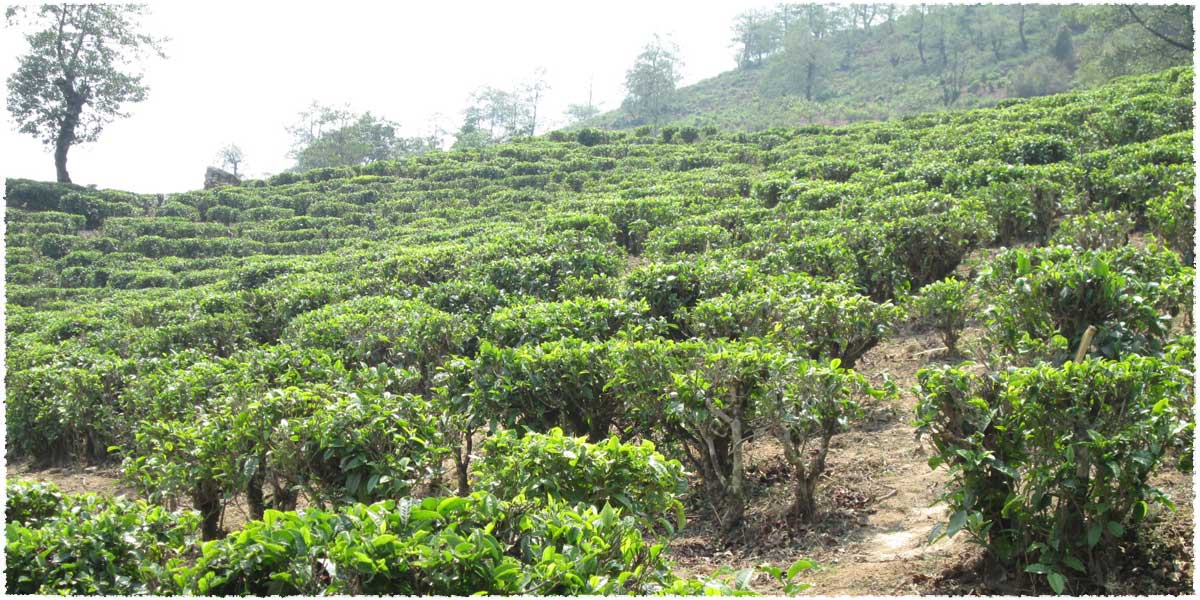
[[246, 467, 266, 521], [1018, 7, 1028, 52], [723, 417, 747, 531], [791, 475, 818, 521], [54, 136, 72, 184], [790, 429, 833, 524], [587, 413, 612, 443], [194, 478, 224, 541], [53, 79, 86, 184], [805, 62, 816, 101], [454, 434, 473, 496], [270, 479, 298, 512]]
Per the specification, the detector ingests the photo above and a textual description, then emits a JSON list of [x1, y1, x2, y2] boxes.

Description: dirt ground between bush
[[6, 325, 1194, 595]]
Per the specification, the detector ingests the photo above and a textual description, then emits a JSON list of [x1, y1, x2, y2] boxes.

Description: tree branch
[[1125, 6, 1192, 51]]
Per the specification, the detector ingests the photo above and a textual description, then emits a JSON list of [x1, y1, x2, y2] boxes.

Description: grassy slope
[[587, 8, 1190, 130]]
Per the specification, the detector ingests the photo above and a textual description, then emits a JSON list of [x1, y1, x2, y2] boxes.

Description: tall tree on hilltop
[[732, 9, 782, 68], [287, 104, 436, 170], [622, 35, 683, 125], [6, 4, 166, 183], [216, 143, 244, 177], [780, 27, 832, 101]]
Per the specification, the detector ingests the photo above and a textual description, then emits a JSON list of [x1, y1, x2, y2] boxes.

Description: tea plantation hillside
[[5, 67, 1196, 595]]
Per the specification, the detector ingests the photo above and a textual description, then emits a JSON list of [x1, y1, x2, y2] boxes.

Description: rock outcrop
[[204, 166, 240, 189]]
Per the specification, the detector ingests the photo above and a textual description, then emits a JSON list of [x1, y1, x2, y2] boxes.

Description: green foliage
[[472, 428, 686, 529], [1050, 210, 1134, 250], [906, 278, 973, 352], [685, 278, 900, 368], [6, 482, 199, 595], [5, 480, 67, 527], [978, 245, 1191, 362], [179, 494, 680, 595], [1147, 184, 1195, 265], [486, 297, 658, 347], [916, 355, 1191, 592], [282, 296, 473, 387], [2, 65, 1193, 596], [288, 105, 437, 170], [269, 392, 448, 506], [646, 224, 731, 256], [761, 358, 881, 521], [591, 7, 1191, 131], [623, 35, 682, 124], [470, 339, 617, 441], [6, 349, 134, 464]]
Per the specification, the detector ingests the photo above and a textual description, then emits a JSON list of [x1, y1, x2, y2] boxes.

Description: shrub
[[470, 339, 617, 441], [7, 352, 135, 464], [485, 297, 657, 347], [5, 482, 200, 595], [622, 261, 705, 323], [4, 178, 88, 211], [179, 494, 681, 595], [1147, 185, 1195, 265], [1002, 134, 1072, 166], [574, 128, 607, 146], [4, 480, 66, 527], [652, 342, 884, 529], [916, 356, 1191, 593], [686, 281, 900, 369], [269, 392, 448, 506], [159, 201, 200, 220], [282, 296, 473, 391], [906, 278, 973, 353], [645, 224, 731, 256], [844, 207, 990, 301], [1050, 210, 1134, 250], [472, 428, 686, 528], [752, 176, 791, 208], [544, 212, 617, 242], [761, 359, 882, 521], [980, 179, 1062, 245], [978, 245, 1191, 362]]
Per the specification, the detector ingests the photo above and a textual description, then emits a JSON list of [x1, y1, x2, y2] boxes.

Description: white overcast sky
[[1, 1, 774, 193]]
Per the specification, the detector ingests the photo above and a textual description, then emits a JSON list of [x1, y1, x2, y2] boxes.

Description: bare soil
[[5, 323, 1193, 595]]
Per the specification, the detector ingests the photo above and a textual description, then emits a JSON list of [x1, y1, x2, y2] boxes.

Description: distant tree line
[[732, 4, 1192, 108], [285, 102, 442, 172]]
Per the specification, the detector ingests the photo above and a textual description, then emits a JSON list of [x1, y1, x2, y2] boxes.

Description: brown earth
[[6, 323, 1194, 595]]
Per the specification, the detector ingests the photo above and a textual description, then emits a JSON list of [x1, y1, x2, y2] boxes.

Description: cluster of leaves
[[916, 355, 1192, 593], [3, 67, 1193, 595], [471, 428, 687, 530], [976, 244, 1192, 363], [6, 481, 200, 595], [905, 278, 973, 353], [182, 494, 680, 596], [8, 477, 812, 596]]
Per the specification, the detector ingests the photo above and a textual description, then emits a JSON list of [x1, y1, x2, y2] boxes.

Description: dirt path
[[799, 331, 969, 594], [662, 328, 981, 594], [7, 324, 1190, 594]]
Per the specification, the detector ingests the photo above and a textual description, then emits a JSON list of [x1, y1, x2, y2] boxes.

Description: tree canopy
[[6, 4, 165, 183], [287, 103, 439, 170], [622, 35, 683, 124]]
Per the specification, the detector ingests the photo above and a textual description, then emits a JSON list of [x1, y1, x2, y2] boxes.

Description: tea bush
[[916, 355, 1191, 593], [472, 428, 686, 528]]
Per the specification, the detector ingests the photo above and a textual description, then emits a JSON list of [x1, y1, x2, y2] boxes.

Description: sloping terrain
[[5, 67, 1195, 595], [588, 6, 1191, 130]]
